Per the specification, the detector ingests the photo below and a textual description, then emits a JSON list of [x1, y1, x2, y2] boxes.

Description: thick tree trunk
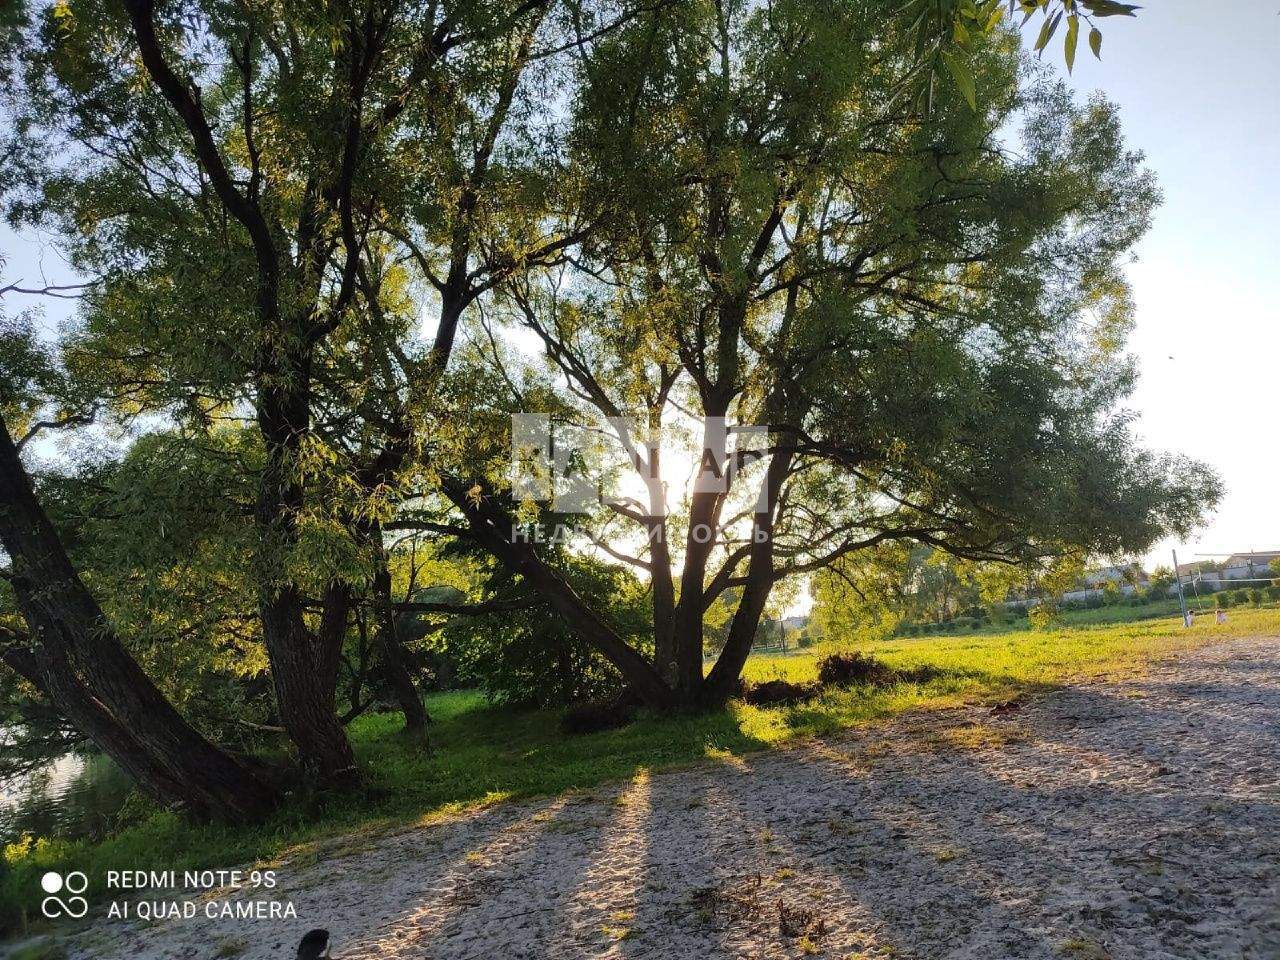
[[0, 421, 277, 823], [255, 369, 359, 784], [703, 449, 792, 705], [371, 552, 429, 734], [125, 0, 357, 785], [669, 405, 735, 705], [648, 517, 677, 683], [672, 487, 718, 703]]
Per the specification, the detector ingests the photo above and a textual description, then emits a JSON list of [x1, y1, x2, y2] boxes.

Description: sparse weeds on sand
[[1060, 937, 1111, 959], [6, 941, 67, 960]]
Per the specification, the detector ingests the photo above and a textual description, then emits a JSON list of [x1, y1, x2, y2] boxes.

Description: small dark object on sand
[[297, 928, 331, 959]]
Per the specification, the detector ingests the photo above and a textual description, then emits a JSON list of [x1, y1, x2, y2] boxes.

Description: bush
[[817, 652, 897, 688], [742, 679, 817, 706], [560, 697, 636, 735], [1249, 589, 1264, 606], [1233, 589, 1251, 606], [1216, 591, 1233, 608], [1267, 585, 1280, 602], [438, 554, 652, 708]]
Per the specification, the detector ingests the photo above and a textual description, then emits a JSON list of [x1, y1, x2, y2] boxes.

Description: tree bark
[[0, 420, 277, 823], [371, 546, 429, 734], [703, 448, 793, 704], [125, 0, 359, 784]]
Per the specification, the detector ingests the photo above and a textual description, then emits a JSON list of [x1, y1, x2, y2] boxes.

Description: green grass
[[6, 604, 1280, 940], [898, 595, 1222, 639]]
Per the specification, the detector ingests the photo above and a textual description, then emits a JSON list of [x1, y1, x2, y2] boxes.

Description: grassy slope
[[5, 605, 1279, 937]]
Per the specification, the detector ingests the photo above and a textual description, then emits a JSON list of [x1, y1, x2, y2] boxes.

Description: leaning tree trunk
[[440, 478, 675, 709], [0, 420, 277, 823], [703, 449, 793, 705]]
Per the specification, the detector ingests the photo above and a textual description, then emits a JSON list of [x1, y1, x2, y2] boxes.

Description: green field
[[6, 604, 1280, 938]]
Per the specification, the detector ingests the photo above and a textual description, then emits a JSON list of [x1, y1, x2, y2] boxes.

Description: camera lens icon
[[40, 871, 89, 919]]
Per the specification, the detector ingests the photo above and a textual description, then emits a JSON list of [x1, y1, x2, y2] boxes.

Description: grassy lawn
[[6, 604, 1280, 938]]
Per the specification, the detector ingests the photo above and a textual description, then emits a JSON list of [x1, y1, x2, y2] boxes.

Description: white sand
[[40, 636, 1280, 959]]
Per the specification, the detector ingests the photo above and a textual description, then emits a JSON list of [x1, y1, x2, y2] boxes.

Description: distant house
[[1058, 563, 1150, 603], [1175, 551, 1280, 593], [1222, 552, 1280, 572]]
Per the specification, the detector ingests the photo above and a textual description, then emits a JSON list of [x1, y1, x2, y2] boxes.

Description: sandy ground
[[31, 636, 1280, 960]]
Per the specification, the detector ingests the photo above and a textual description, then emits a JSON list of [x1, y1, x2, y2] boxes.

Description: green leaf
[[1081, 0, 1140, 16], [1089, 26, 1102, 58], [1034, 10, 1063, 53], [941, 50, 977, 110], [1064, 14, 1079, 72]]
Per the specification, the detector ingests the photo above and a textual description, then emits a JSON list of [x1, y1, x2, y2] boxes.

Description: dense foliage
[[0, 0, 1208, 842]]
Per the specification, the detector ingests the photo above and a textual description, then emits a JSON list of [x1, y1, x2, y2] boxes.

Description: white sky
[[1041, 1, 1280, 570], [3, 1, 1278, 579]]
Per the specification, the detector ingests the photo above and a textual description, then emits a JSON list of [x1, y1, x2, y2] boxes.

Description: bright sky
[[3, 2, 1278, 579], [1041, 1, 1280, 571]]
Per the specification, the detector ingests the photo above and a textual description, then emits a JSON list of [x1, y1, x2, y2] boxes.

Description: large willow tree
[[425, 0, 1217, 708], [1, 0, 605, 809], [0, 0, 1188, 819]]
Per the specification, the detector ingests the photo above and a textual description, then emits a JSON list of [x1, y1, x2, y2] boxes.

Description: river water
[[0, 737, 133, 845]]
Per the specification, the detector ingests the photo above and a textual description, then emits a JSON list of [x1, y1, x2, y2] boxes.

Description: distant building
[[1222, 552, 1280, 572], [1175, 551, 1280, 593]]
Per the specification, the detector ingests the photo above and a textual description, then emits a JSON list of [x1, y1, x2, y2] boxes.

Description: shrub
[[1249, 589, 1264, 606], [817, 652, 897, 688], [1233, 589, 1250, 606], [742, 679, 818, 706], [560, 694, 638, 734], [1267, 585, 1280, 602], [439, 554, 652, 708], [1028, 603, 1059, 631], [1217, 591, 1233, 608]]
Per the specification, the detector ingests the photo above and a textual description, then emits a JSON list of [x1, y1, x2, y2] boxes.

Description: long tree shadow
[[743, 676, 1280, 959], [333, 792, 597, 958], [198, 643, 1280, 959]]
